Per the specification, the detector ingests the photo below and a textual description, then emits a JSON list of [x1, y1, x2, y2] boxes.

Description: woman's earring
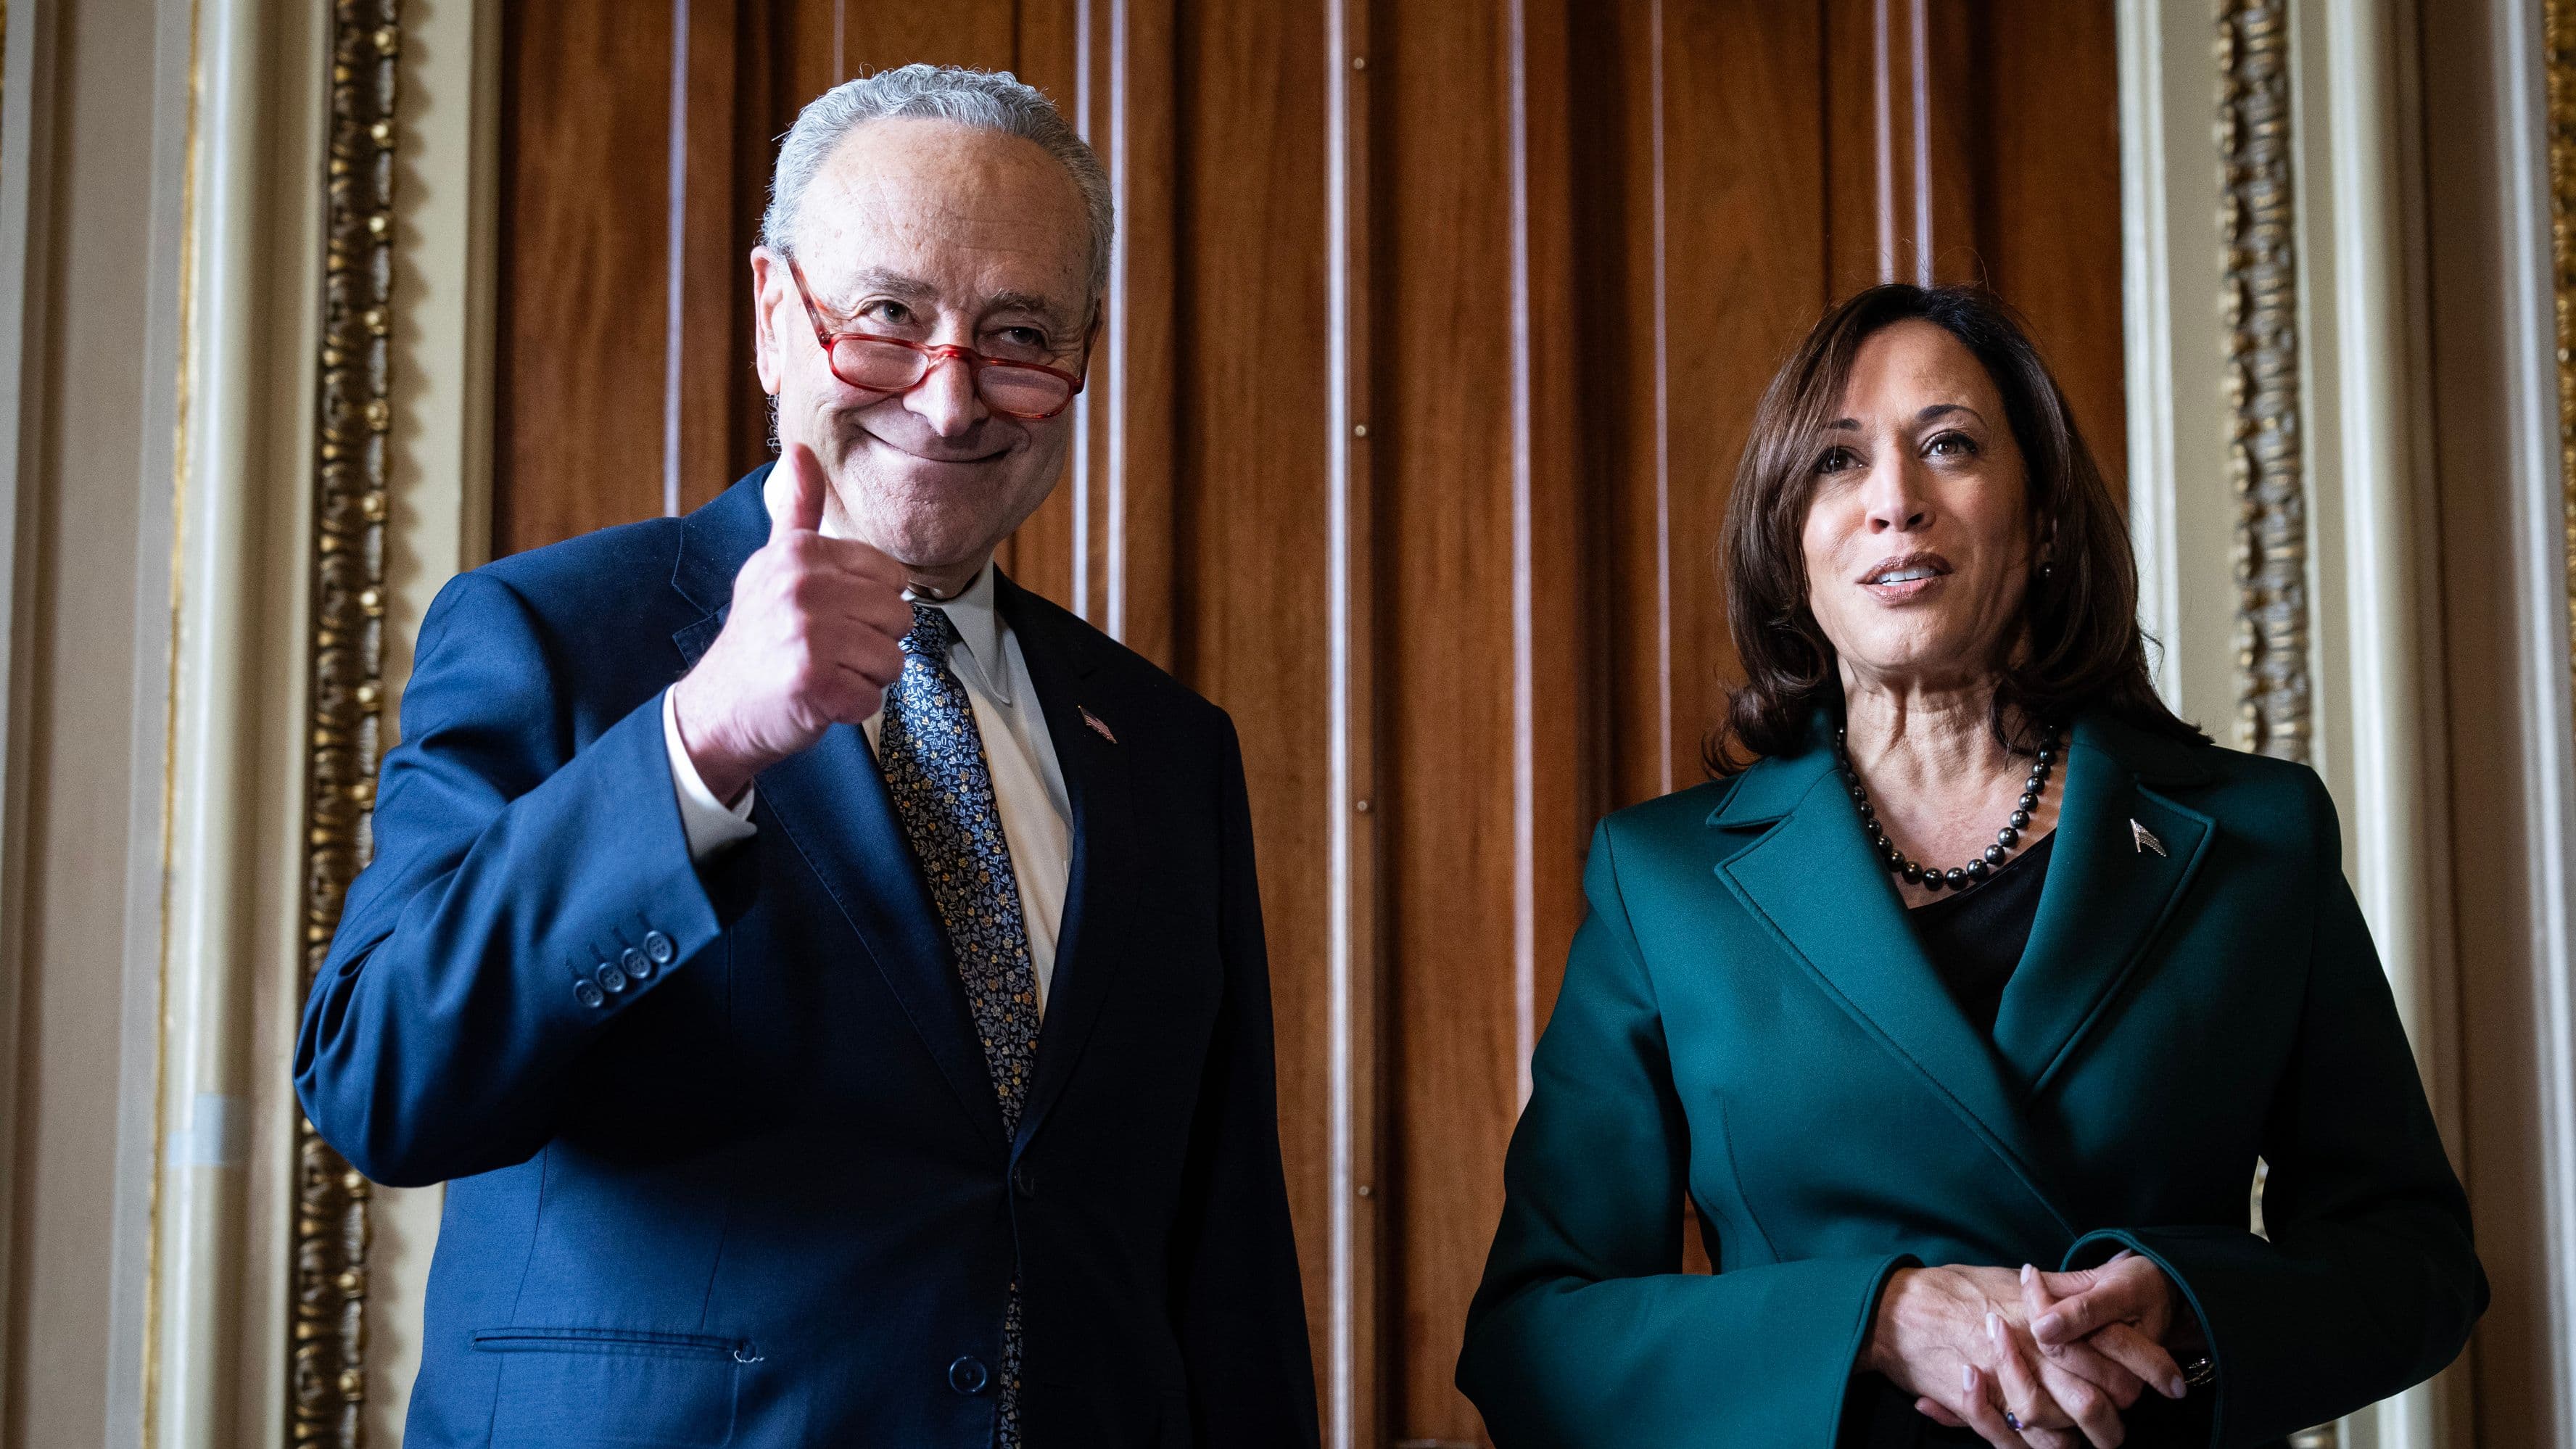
[[2039, 560, 2054, 581]]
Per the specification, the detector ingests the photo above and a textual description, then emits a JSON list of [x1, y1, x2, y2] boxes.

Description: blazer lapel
[[996, 573, 1139, 1151], [1994, 715, 2215, 1095], [670, 464, 772, 664], [666, 466, 1009, 1144], [1715, 740, 2074, 1237], [755, 729, 1012, 1143]]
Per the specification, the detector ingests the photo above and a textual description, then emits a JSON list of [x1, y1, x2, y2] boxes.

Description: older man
[[296, 66, 1319, 1449]]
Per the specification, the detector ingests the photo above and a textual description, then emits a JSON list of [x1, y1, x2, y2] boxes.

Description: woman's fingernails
[[2034, 1311, 2064, 1339], [2020, 1263, 2036, 1287], [2168, 1374, 2189, 1398], [1986, 1311, 2005, 1347], [1963, 1363, 1977, 1394]]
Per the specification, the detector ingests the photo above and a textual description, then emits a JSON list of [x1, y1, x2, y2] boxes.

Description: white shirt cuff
[[663, 688, 757, 862]]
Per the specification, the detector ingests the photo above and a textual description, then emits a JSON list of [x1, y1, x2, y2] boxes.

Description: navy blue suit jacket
[[295, 469, 1321, 1448]]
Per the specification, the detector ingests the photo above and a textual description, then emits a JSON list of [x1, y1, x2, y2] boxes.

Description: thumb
[[2031, 1273, 2115, 1345], [769, 442, 828, 540]]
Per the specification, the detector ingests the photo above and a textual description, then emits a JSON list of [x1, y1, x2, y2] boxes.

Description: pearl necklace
[[1833, 723, 2062, 893]]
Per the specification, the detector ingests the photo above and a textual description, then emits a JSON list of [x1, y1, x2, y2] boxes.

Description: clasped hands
[[1863, 1251, 2192, 1449]]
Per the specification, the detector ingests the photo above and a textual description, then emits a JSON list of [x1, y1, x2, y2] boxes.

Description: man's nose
[[904, 350, 987, 437], [1863, 456, 1931, 533]]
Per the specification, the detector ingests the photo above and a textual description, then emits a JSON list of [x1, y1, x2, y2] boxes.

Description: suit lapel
[[666, 467, 1008, 1143], [1994, 716, 2214, 1094], [996, 573, 1139, 1150], [756, 730, 1011, 1143], [669, 463, 771, 653], [1714, 740, 2074, 1237]]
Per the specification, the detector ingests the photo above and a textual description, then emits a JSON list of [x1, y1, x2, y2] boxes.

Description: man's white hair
[[762, 64, 1113, 300]]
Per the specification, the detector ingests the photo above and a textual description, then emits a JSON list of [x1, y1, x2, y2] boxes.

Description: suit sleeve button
[[948, 1355, 990, 1395], [573, 980, 607, 1009], [643, 930, 677, 966], [621, 946, 653, 982], [595, 960, 629, 994]]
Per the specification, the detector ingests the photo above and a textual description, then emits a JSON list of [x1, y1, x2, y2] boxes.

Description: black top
[[1904, 832, 2056, 1038], [1854, 833, 2060, 1449]]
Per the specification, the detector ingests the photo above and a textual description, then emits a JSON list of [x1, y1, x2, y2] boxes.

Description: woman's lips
[[1864, 573, 1948, 601], [1858, 552, 1954, 601]]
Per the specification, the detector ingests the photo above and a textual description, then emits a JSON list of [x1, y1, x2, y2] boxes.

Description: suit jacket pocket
[[474, 1327, 751, 1447]]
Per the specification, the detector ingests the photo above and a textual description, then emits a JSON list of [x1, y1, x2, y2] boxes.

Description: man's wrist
[[670, 679, 753, 806]]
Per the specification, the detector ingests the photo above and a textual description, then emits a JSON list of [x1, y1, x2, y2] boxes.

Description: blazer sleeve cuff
[[2063, 1227, 2244, 1448], [545, 691, 729, 1015], [1458, 1251, 1918, 1446]]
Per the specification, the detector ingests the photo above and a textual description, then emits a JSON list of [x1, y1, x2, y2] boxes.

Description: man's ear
[[749, 247, 786, 396]]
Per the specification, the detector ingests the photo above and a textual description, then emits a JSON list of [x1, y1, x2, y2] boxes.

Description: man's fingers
[[827, 643, 907, 703], [2087, 1324, 2187, 1400], [771, 442, 830, 539]]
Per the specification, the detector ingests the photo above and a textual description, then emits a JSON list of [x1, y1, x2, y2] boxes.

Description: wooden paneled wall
[[490, 2, 2123, 1442]]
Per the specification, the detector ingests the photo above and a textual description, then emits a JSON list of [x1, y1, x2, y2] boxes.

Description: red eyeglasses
[[786, 258, 1091, 421]]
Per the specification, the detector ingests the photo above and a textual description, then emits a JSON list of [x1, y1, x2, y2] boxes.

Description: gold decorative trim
[[2547, 0, 2576, 732], [2216, 0, 2311, 763], [292, 3, 400, 1444]]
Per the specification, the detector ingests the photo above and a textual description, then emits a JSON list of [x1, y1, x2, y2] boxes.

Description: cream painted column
[[145, 0, 327, 1445], [2119, 0, 2462, 1445], [2296, 0, 2461, 1436]]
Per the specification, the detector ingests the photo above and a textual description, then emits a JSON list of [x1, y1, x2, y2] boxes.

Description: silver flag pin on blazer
[[2131, 819, 2166, 856], [1080, 706, 1118, 744]]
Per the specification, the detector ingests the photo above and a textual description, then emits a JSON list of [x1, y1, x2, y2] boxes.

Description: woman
[[1456, 286, 2484, 1449]]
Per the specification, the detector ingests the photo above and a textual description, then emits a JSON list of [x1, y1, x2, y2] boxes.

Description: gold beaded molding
[[292, 2, 400, 1444], [2546, 0, 2576, 728], [2216, 0, 2311, 764]]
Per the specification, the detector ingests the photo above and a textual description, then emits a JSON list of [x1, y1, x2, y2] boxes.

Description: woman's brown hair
[[1709, 284, 2204, 775]]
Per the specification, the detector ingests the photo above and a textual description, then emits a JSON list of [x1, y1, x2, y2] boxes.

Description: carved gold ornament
[[292, 3, 399, 1444], [2547, 0, 2576, 712], [2217, 0, 2311, 763]]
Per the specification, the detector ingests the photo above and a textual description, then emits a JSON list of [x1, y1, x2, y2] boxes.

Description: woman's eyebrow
[[1916, 402, 1983, 424]]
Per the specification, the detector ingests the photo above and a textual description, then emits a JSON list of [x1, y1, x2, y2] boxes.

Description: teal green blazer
[[1458, 714, 2483, 1448]]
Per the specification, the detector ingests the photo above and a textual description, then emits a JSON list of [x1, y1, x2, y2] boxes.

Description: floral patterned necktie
[[878, 602, 1039, 1448]]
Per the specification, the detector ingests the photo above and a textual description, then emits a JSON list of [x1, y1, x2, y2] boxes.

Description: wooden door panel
[[494, 0, 683, 557], [1372, 0, 1527, 1432], [1161, 0, 1339, 1405]]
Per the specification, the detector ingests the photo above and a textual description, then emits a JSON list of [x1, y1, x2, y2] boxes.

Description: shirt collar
[[904, 561, 1010, 705]]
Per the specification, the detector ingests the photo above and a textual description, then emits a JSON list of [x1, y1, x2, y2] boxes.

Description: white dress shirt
[[661, 561, 1074, 1012]]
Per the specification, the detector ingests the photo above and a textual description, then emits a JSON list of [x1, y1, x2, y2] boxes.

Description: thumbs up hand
[[671, 442, 914, 804]]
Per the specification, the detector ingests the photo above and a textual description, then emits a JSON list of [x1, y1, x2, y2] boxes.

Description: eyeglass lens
[[829, 338, 1073, 418]]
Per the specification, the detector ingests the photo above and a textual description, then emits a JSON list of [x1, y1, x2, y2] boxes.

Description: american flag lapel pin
[[2131, 819, 2166, 856], [1079, 706, 1118, 744]]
